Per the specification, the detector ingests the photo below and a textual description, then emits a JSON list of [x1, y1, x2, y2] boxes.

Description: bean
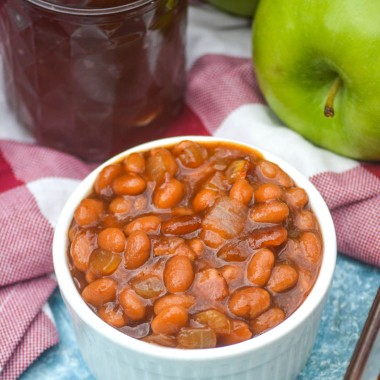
[[228, 287, 271, 319], [193, 268, 229, 301], [249, 200, 289, 224], [123, 152, 145, 174], [161, 215, 201, 235], [94, 164, 124, 196], [254, 183, 283, 203], [154, 294, 195, 315], [71, 230, 96, 272], [258, 161, 279, 179], [119, 288, 146, 321], [246, 248, 275, 286], [109, 196, 133, 216], [151, 306, 188, 335], [248, 226, 288, 249], [153, 178, 184, 209], [98, 303, 128, 328], [250, 307, 285, 335], [112, 173, 147, 196], [177, 327, 217, 349], [131, 274, 165, 299], [257, 160, 293, 188], [217, 242, 249, 262], [81, 278, 117, 307], [299, 231, 322, 265], [192, 188, 218, 213], [74, 198, 104, 227], [172, 140, 207, 168], [229, 179, 254, 205], [294, 210, 316, 231], [97, 227, 126, 253], [124, 215, 161, 235], [88, 249, 122, 276], [164, 255, 194, 293], [284, 187, 308, 209], [193, 309, 231, 334], [124, 231, 150, 269], [267, 264, 299, 293], [218, 319, 252, 346]]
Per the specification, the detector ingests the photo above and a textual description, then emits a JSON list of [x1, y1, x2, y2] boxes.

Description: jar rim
[[26, 0, 157, 15]]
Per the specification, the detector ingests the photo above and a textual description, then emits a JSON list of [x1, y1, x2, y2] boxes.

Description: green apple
[[253, 0, 380, 161], [206, 0, 258, 17]]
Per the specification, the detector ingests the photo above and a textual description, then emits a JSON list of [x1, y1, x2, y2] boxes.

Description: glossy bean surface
[[249, 200, 289, 224], [151, 306, 188, 335], [112, 173, 147, 196], [74, 199, 104, 227], [267, 264, 299, 293], [124, 231, 151, 269], [119, 288, 146, 321], [97, 227, 126, 253], [246, 248, 275, 286], [81, 278, 117, 307], [94, 164, 124, 196], [229, 287, 271, 319], [153, 178, 184, 209], [164, 255, 194, 293]]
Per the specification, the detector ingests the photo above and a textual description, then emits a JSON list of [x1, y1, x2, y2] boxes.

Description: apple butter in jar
[[0, 0, 187, 161]]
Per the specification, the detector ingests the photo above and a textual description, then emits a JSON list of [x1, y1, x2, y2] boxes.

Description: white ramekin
[[53, 136, 337, 380]]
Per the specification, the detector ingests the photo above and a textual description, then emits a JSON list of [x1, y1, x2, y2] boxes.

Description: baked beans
[[68, 140, 323, 348]]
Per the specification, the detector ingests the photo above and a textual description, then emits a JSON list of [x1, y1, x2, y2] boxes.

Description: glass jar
[[0, 0, 187, 161]]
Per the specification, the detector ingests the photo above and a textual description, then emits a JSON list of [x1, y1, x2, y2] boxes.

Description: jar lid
[[26, 0, 156, 15]]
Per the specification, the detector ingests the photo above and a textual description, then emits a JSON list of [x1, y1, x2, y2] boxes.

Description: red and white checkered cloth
[[1, 3, 379, 379]]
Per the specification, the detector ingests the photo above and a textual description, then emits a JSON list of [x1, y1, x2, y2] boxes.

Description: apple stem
[[324, 77, 341, 117]]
